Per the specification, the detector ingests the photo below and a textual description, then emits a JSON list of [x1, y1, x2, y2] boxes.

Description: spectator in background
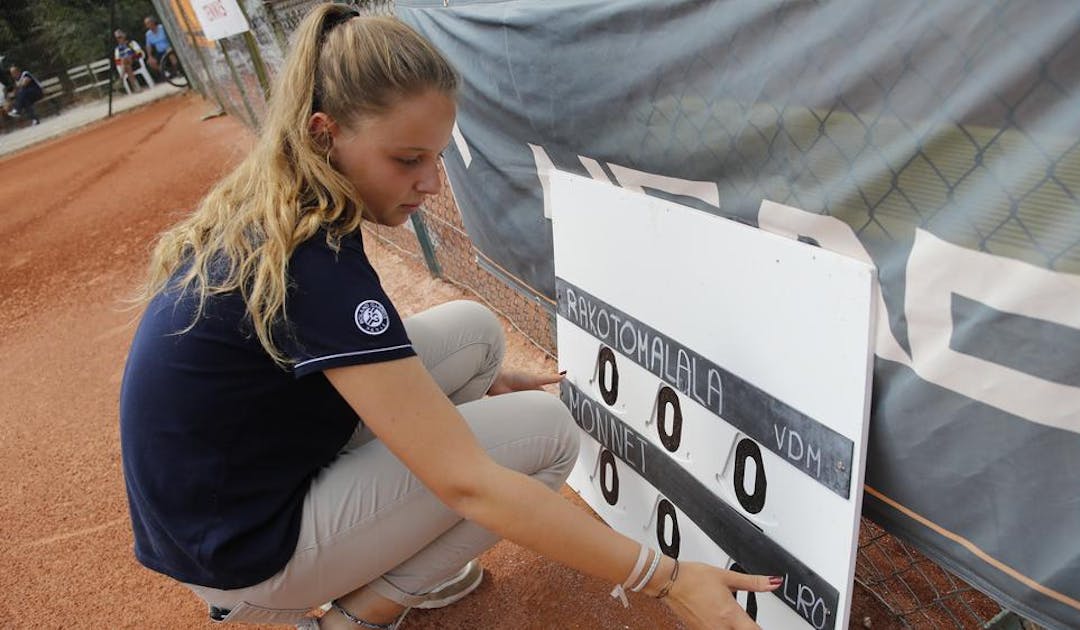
[[113, 29, 146, 92], [144, 16, 173, 78], [6, 65, 44, 126]]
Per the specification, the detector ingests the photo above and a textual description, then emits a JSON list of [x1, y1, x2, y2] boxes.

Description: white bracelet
[[610, 544, 651, 608], [631, 548, 661, 593], [623, 545, 650, 588]]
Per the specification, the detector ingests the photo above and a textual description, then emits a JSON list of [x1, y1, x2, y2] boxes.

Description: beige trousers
[[188, 300, 580, 625]]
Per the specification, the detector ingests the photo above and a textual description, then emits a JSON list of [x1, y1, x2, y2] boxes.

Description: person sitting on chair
[[114, 29, 146, 92], [6, 65, 44, 125], [143, 17, 173, 78]]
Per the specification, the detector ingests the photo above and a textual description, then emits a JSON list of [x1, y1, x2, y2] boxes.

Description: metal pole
[[107, 0, 116, 117], [261, 3, 291, 53], [218, 38, 259, 127], [410, 212, 443, 278], [242, 31, 272, 99], [234, 2, 272, 99]]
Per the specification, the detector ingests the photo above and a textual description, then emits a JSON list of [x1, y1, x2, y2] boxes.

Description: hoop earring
[[314, 131, 334, 169]]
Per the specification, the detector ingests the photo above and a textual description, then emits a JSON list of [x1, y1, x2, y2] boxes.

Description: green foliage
[[0, 0, 157, 78]]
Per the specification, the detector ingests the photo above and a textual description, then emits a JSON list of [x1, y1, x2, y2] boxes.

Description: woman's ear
[[308, 112, 338, 145]]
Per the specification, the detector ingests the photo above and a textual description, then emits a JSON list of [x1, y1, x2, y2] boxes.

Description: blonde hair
[[138, 4, 458, 365]]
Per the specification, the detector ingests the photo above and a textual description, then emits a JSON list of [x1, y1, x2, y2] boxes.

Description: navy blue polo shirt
[[119, 231, 415, 589]]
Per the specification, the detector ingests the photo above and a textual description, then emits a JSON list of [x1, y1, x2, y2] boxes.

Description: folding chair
[[117, 56, 155, 94]]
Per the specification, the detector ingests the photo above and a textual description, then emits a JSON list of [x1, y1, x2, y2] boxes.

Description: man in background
[[6, 65, 44, 126], [144, 17, 173, 78]]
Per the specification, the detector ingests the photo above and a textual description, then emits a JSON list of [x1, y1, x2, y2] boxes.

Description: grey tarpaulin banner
[[396, 0, 1080, 627]]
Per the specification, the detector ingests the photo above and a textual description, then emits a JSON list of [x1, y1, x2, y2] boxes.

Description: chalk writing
[[773, 425, 823, 479], [565, 385, 648, 476], [783, 574, 833, 629], [562, 282, 723, 413]]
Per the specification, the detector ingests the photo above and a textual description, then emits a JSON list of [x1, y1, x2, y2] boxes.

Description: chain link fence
[[669, 0, 1080, 275], [155, 1, 1074, 627]]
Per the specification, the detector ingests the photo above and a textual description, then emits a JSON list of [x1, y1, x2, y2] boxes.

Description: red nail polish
[[769, 576, 784, 586]]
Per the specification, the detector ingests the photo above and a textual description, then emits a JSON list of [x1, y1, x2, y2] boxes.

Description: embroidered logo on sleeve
[[354, 300, 390, 335]]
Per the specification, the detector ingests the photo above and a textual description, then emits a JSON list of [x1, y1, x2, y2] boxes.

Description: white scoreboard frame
[[550, 172, 877, 630]]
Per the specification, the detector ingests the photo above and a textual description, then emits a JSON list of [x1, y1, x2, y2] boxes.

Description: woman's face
[[329, 89, 456, 227]]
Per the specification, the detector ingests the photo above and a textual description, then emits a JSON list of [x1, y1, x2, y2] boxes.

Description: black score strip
[[561, 381, 840, 629], [556, 277, 854, 498]]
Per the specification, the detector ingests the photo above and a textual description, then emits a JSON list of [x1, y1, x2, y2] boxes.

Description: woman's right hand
[[661, 561, 782, 630]]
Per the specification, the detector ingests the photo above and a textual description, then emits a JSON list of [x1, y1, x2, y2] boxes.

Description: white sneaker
[[298, 562, 482, 629], [413, 559, 484, 609]]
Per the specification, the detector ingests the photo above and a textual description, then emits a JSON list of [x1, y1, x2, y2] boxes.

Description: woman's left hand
[[487, 369, 564, 395]]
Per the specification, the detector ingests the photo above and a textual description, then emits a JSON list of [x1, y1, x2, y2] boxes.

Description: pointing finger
[[727, 572, 783, 593]]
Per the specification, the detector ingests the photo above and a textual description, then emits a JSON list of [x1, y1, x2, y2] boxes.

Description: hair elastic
[[320, 6, 361, 43]]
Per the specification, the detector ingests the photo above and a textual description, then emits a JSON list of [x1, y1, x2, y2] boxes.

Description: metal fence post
[[260, 2, 292, 52], [410, 212, 442, 278], [235, 2, 272, 98], [217, 37, 260, 127]]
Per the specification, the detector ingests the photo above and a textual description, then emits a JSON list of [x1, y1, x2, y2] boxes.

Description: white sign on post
[[191, 0, 251, 41], [551, 172, 876, 630]]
